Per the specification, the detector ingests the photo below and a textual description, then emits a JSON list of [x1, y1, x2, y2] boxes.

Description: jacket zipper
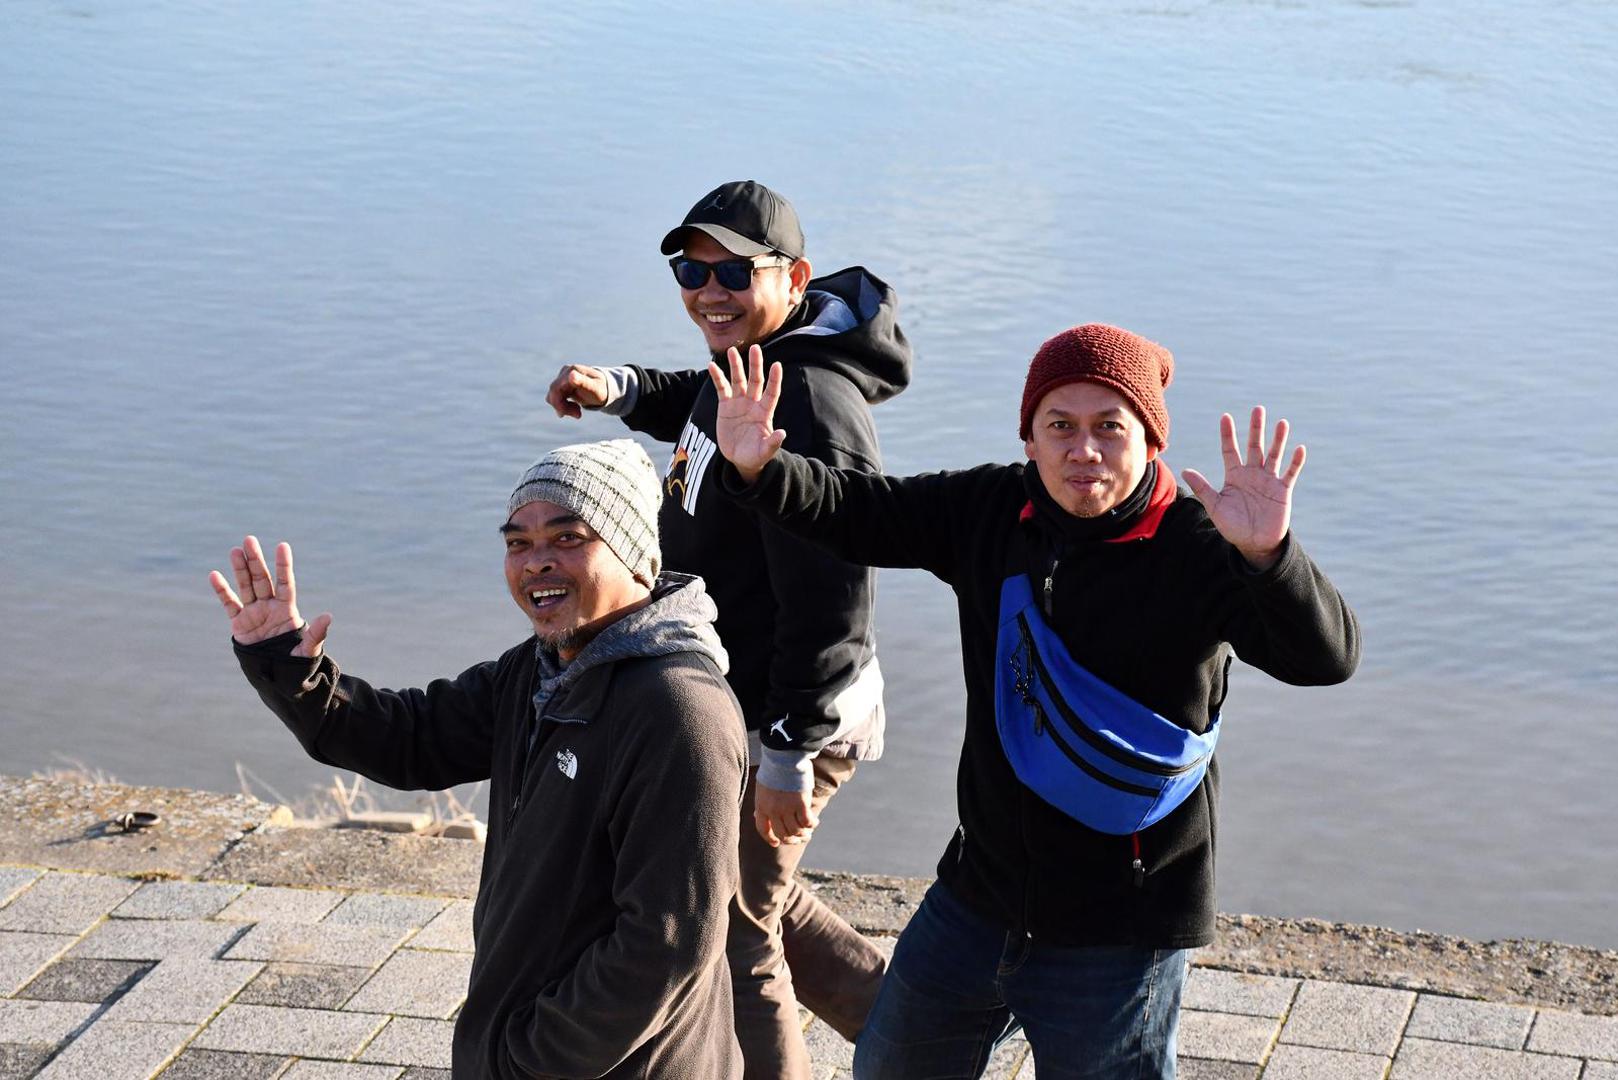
[[1132, 832, 1145, 888], [1042, 555, 1059, 616], [1016, 615, 1206, 779], [507, 668, 548, 828]]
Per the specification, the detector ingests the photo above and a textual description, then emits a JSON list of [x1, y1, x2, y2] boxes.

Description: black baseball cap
[[659, 180, 805, 260]]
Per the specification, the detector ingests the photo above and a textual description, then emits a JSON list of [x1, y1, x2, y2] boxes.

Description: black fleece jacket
[[617, 267, 912, 771], [233, 580, 747, 1078], [726, 452, 1361, 948]]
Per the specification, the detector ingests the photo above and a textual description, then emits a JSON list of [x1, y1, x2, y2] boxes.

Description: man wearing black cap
[[547, 180, 913, 1077]]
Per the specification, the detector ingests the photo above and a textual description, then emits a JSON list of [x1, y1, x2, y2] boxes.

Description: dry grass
[[32, 756, 119, 785], [29, 756, 485, 838], [235, 764, 486, 837]]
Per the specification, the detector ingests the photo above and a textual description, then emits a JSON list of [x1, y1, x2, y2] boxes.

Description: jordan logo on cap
[[703, 193, 725, 211]]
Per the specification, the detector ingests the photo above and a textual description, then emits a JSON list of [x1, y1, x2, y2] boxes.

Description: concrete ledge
[[0, 777, 283, 879], [203, 829, 482, 899], [6, 777, 1615, 1019]]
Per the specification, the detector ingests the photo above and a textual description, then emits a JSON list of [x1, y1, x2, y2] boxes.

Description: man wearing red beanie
[[707, 325, 1360, 1079]]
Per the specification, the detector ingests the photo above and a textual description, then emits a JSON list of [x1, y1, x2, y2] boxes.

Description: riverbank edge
[[4, 774, 1613, 1017]]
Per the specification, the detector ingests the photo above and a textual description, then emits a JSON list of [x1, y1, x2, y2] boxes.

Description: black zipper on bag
[[1011, 627, 1159, 799], [1016, 615, 1205, 779]]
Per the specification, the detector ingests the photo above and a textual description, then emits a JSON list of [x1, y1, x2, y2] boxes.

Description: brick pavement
[[3, 865, 1617, 1078]]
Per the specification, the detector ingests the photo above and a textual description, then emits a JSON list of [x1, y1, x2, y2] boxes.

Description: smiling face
[[1023, 381, 1155, 518], [677, 231, 811, 355], [502, 500, 651, 662]]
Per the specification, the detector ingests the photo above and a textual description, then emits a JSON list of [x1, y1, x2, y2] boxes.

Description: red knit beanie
[[1018, 324, 1175, 448]]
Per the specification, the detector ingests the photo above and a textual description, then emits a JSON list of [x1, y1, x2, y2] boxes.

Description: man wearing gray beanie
[[210, 438, 748, 1079]]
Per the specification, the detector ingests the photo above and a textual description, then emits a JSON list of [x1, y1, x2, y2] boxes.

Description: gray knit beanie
[[507, 439, 662, 587]]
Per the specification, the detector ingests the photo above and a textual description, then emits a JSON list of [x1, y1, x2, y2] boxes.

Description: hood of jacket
[[533, 572, 728, 720], [761, 265, 912, 405]]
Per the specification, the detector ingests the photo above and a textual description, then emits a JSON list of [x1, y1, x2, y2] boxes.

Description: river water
[[3, 0, 1616, 949]]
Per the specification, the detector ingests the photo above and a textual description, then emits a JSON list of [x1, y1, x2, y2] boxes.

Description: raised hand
[[707, 345, 787, 484], [1181, 407, 1305, 571], [208, 536, 331, 657], [545, 364, 610, 419]]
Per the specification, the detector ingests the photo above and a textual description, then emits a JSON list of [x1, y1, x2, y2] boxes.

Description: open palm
[[708, 345, 787, 483], [1181, 407, 1305, 570], [208, 536, 330, 657]]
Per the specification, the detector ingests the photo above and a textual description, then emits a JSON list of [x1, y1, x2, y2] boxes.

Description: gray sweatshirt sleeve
[[592, 365, 640, 416]]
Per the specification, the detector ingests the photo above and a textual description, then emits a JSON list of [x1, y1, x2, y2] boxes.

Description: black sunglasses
[[669, 254, 791, 291]]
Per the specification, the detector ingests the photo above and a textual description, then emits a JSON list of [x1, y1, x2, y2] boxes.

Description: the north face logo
[[555, 749, 578, 780]]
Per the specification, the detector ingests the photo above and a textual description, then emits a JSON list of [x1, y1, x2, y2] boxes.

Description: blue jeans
[[854, 881, 1188, 1079]]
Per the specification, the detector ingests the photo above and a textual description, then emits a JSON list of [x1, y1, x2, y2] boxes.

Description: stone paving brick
[[113, 881, 245, 921], [279, 1063, 404, 1079], [356, 1017, 454, 1069], [399, 1071, 450, 1080], [1403, 993, 1535, 1049], [325, 894, 447, 931], [35, 1019, 195, 1079], [192, 1004, 387, 1059], [1177, 1010, 1280, 1064], [1261, 1044, 1390, 1080], [1277, 979, 1415, 1055], [0, 1043, 55, 1079], [15, 959, 152, 1003], [1527, 1008, 1618, 1060], [217, 886, 344, 924], [404, 902, 472, 953], [101, 957, 262, 1024], [342, 951, 470, 1019], [0, 873, 137, 936], [1584, 1064, 1618, 1080], [237, 963, 374, 1010], [225, 923, 407, 969], [803, 1016, 852, 1076], [980, 1035, 1028, 1079], [155, 1048, 291, 1079], [70, 919, 243, 961], [0, 1000, 97, 1045], [0, 869, 40, 908], [1182, 968, 1299, 1018], [1389, 1037, 1582, 1079], [1, 932, 77, 997], [1176, 1060, 1258, 1080]]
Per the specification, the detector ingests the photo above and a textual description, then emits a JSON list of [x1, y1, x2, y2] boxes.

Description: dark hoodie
[[233, 575, 747, 1079], [600, 266, 912, 795], [724, 452, 1360, 948]]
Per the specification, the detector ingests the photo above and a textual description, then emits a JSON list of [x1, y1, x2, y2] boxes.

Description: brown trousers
[[728, 757, 889, 1079]]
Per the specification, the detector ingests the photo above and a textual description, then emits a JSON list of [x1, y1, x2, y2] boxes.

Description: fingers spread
[[275, 542, 295, 598], [209, 571, 244, 617], [230, 545, 255, 601], [1247, 406, 1266, 464], [747, 345, 766, 401], [1218, 413, 1242, 472], [1281, 445, 1307, 488], [1181, 467, 1215, 508], [707, 360, 732, 399], [243, 536, 275, 602], [727, 346, 748, 397], [761, 360, 783, 419], [1267, 419, 1290, 474], [294, 612, 331, 658]]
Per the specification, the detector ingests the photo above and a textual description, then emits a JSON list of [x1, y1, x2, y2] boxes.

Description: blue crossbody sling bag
[[994, 574, 1220, 835]]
